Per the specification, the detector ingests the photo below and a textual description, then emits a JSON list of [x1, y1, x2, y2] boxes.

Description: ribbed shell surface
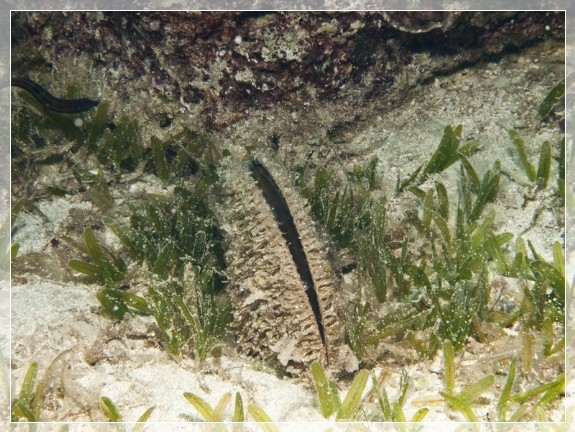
[[216, 154, 356, 375]]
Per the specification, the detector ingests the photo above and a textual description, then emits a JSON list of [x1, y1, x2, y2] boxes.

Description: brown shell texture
[[216, 153, 358, 376]]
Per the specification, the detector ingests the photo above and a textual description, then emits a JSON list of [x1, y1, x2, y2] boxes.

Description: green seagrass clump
[[295, 161, 373, 249], [11, 352, 72, 422], [183, 390, 277, 428], [441, 341, 564, 422], [299, 124, 564, 371], [99, 396, 155, 428], [63, 120, 230, 361]]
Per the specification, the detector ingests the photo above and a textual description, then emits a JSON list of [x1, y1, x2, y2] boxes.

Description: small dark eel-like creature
[[248, 159, 327, 353], [11, 77, 99, 114]]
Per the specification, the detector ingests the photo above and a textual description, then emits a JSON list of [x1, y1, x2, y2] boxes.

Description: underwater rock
[[12, 11, 564, 131]]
